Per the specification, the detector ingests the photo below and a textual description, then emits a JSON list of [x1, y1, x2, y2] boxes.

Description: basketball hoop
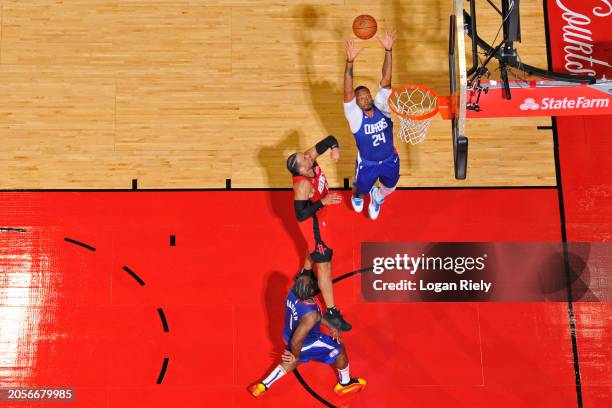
[[388, 85, 441, 145]]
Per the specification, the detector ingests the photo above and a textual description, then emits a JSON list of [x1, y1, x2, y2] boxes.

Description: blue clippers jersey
[[354, 106, 394, 161], [283, 290, 321, 345]]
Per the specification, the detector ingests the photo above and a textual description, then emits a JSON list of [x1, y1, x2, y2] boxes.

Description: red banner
[[467, 80, 612, 118], [546, 0, 612, 77]]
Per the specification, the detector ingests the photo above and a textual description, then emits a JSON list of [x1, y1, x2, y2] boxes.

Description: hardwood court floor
[[0, 1, 554, 189]]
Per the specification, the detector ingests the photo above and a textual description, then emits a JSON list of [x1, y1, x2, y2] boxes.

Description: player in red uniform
[[286, 135, 351, 331]]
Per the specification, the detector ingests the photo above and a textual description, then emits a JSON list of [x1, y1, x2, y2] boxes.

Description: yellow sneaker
[[249, 383, 267, 398], [334, 378, 366, 396]]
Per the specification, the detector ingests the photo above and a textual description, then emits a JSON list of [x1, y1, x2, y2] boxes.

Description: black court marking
[[0, 185, 557, 192], [552, 116, 583, 407], [122, 266, 145, 286], [156, 357, 169, 384], [226, 178, 232, 189], [295, 265, 374, 407], [61, 234, 171, 386], [537, 125, 554, 130], [0, 227, 27, 232], [132, 179, 138, 190], [157, 308, 169, 332], [543, 1, 583, 405], [333, 266, 374, 284], [170, 235, 176, 246], [293, 369, 336, 408], [64, 237, 96, 251]]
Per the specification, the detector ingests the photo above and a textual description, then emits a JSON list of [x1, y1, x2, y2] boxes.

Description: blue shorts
[[354, 152, 400, 195], [285, 334, 341, 365]]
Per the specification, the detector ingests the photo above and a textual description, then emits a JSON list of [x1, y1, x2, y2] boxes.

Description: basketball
[[352, 15, 377, 40]]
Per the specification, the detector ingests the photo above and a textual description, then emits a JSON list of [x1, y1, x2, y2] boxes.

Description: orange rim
[[388, 84, 440, 120]]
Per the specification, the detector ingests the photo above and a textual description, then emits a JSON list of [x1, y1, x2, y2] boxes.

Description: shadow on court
[[256, 129, 309, 268]]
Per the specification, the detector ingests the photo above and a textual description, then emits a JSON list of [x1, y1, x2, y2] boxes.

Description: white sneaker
[[351, 196, 364, 213], [368, 187, 384, 220]]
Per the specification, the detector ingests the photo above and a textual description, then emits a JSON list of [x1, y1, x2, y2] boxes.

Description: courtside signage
[[466, 81, 612, 118], [547, 0, 612, 78], [519, 96, 609, 111]]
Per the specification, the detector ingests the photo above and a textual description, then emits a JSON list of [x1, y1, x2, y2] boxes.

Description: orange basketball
[[352, 15, 377, 40]]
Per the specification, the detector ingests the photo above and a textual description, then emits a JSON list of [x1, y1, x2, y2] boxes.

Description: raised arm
[[289, 311, 319, 360], [378, 29, 396, 89], [344, 40, 362, 102], [304, 135, 340, 162]]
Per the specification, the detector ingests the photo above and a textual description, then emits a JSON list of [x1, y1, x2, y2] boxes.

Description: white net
[[389, 86, 438, 145]]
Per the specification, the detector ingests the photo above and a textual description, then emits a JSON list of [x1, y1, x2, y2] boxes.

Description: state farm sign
[[519, 96, 610, 110], [467, 81, 612, 118]]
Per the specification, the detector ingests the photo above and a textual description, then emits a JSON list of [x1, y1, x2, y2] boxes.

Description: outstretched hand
[[321, 192, 342, 206], [281, 350, 297, 364], [330, 327, 342, 344], [330, 147, 340, 162], [377, 28, 397, 50], [344, 39, 362, 62]]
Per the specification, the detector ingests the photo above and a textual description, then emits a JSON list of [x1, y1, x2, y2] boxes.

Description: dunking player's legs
[[352, 159, 379, 215], [375, 155, 400, 202], [351, 159, 367, 213], [366, 155, 400, 220], [352, 186, 366, 199], [373, 183, 396, 202]]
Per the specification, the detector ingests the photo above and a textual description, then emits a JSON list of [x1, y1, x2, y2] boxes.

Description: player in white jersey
[[343, 29, 399, 220]]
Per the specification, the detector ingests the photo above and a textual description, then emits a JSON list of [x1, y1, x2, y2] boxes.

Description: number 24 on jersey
[[372, 133, 386, 147]]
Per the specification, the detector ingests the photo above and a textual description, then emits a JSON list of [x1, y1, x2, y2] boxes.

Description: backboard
[[450, 0, 468, 179]]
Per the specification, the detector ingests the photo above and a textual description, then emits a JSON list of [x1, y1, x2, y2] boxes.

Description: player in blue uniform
[[343, 29, 399, 220], [249, 271, 366, 398]]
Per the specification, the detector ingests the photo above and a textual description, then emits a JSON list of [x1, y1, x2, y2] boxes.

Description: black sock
[[302, 268, 313, 274], [327, 306, 337, 314]]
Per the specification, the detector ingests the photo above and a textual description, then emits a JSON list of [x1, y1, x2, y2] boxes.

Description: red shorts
[[298, 206, 333, 263]]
